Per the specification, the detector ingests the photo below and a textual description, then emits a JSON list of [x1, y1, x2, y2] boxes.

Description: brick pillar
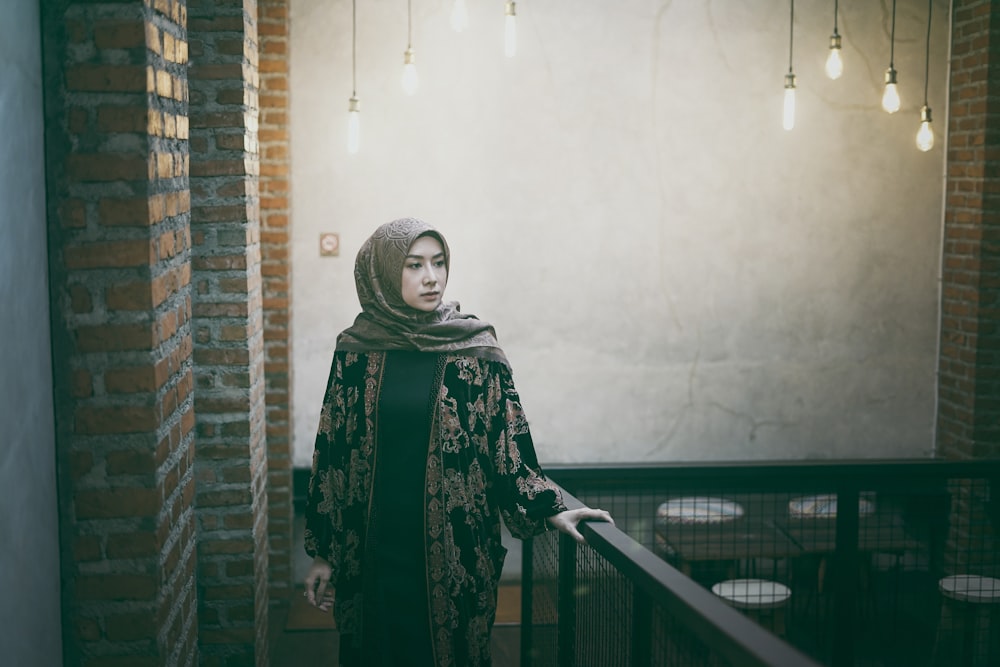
[[259, 0, 295, 603], [40, 1, 198, 665], [187, 1, 269, 664], [937, 0, 1000, 460], [937, 0, 1000, 576]]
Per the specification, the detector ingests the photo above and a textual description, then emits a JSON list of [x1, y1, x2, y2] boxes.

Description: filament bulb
[[401, 48, 419, 95], [504, 1, 517, 58], [825, 34, 843, 80], [916, 106, 934, 152], [783, 73, 796, 131], [450, 0, 469, 32], [347, 96, 360, 154], [882, 68, 900, 114]]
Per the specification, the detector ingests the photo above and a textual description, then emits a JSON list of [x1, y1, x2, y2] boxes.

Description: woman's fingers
[[304, 579, 335, 610], [304, 561, 332, 607], [315, 577, 328, 604], [548, 507, 616, 544], [303, 575, 318, 606], [588, 508, 614, 525], [304, 577, 329, 607], [577, 507, 614, 524]]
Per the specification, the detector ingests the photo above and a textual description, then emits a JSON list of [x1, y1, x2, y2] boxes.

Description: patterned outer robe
[[304, 350, 566, 666]]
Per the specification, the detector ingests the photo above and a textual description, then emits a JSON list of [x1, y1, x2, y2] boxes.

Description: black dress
[[341, 350, 438, 667]]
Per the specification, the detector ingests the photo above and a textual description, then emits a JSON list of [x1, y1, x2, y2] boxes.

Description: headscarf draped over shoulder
[[335, 218, 509, 366]]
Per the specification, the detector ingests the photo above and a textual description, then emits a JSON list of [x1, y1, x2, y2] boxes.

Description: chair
[[932, 574, 1000, 666], [711, 578, 792, 637]]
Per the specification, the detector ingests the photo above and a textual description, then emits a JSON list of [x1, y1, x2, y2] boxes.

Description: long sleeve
[[487, 361, 566, 539], [303, 353, 345, 571]]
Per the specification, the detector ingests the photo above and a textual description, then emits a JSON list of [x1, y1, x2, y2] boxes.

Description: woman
[[303, 218, 612, 666]]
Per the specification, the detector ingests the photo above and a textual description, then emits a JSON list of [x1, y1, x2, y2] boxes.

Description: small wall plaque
[[319, 232, 340, 257]]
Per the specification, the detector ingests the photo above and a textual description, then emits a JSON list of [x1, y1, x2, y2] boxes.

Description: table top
[[772, 507, 920, 554], [654, 492, 922, 563], [655, 496, 804, 561], [657, 496, 745, 524], [787, 494, 876, 519], [661, 521, 804, 561], [939, 574, 1000, 602]]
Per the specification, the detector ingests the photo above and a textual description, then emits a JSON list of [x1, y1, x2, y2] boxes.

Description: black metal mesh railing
[[522, 483, 822, 667], [521, 529, 559, 667], [574, 544, 632, 666], [521, 460, 1000, 667]]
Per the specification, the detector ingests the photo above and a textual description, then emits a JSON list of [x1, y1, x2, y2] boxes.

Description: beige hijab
[[335, 218, 508, 366]]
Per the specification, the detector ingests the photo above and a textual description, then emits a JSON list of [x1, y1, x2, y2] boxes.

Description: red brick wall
[[258, 0, 295, 603], [938, 0, 1000, 576], [187, 0, 270, 664], [938, 0, 1000, 460], [41, 1, 198, 665]]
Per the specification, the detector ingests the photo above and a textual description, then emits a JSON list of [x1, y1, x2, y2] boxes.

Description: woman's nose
[[423, 268, 437, 284]]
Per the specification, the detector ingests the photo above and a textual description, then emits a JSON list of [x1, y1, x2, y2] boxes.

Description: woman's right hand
[[546, 507, 615, 543], [304, 556, 335, 611]]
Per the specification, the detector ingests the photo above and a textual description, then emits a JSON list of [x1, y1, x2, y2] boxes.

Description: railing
[[520, 460, 1000, 667]]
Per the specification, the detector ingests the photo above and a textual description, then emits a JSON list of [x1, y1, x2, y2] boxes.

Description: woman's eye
[[434, 260, 446, 268], [407, 262, 421, 270]]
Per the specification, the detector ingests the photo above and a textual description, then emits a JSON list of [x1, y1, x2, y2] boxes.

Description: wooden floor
[[269, 599, 339, 667], [268, 590, 522, 667], [275, 509, 523, 665]]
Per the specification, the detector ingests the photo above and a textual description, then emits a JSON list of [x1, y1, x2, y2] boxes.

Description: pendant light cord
[[407, 0, 413, 48], [788, 0, 794, 74], [833, 0, 839, 36], [923, 0, 932, 105], [352, 0, 357, 96], [889, 0, 897, 67]]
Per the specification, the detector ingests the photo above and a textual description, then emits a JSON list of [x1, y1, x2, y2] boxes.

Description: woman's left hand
[[546, 507, 615, 543]]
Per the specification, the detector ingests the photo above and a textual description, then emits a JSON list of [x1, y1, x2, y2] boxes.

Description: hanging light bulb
[[825, 0, 843, 80], [783, 1, 796, 130], [450, 0, 469, 32], [916, 106, 934, 151], [504, 1, 517, 58], [401, 48, 418, 95], [882, 68, 900, 113], [347, 0, 360, 154], [916, 0, 934, 151], [825, 35, 843, 79], [784, 74, 797, 131], [882, 0, 900, 113], [347, 96, 360, 154], [401, 0, 418, 95]]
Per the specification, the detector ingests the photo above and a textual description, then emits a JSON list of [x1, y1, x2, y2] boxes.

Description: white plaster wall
[[291, 0, 949, 466], [0, 0, 63, 663]]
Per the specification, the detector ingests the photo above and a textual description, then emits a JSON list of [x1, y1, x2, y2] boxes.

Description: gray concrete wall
[[291, 0, 948, 465], [0, 0, 63, 663]]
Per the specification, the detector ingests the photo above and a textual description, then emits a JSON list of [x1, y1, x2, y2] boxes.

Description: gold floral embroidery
[[515, 471, 557, 500], [438, 390, 467, 455], [504, 398, 529, 436], [465, 394, 486, 439], [493, 430, 509, 475]]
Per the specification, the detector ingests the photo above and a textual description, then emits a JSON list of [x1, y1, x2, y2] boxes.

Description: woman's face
[[401, 235, 448, 312]]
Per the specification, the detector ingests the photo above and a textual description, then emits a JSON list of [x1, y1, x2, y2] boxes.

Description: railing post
[[521, 536, 534, 667], [558, 532, 577, 667], [632, 586, 652, 667], [832, 485, 860, 667]]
